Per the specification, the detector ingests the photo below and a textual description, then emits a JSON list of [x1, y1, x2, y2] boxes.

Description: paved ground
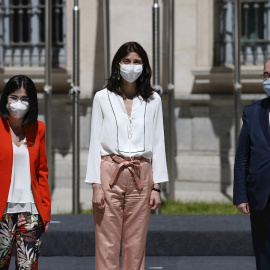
[[10, 256, 256, 270]]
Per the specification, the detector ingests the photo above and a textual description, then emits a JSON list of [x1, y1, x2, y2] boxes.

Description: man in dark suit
[[234, 59, 270, 270]]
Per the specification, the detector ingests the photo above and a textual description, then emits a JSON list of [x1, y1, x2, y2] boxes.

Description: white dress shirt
[[85, 88, 169, 184], [5, 139, 38, 214]]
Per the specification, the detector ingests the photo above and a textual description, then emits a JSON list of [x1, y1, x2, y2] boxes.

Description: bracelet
[[152, 187, 161, 193]]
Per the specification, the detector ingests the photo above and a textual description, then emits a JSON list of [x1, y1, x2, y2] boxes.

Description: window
[[214, 0, 270, 66], [0, 0, 66, 67]]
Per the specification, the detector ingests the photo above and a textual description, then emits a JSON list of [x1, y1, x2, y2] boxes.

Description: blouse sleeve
[[152, 94, 169, 183], [85, 93, 103, 184]]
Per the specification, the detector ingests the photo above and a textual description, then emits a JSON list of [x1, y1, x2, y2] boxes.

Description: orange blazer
[[0, 118, 51, 229]]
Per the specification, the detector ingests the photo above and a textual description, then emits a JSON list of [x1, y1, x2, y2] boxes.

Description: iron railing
[[215, 0, 270, 66], [0, 0, 66, 67]]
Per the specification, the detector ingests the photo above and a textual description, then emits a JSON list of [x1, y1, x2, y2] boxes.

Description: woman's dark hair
[[106, 41, 154, 100], [0, 75, 38, 125]]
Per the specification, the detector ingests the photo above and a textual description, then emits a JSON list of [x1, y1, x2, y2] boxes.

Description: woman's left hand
[[17, 213, 26, 227], [149, 184, 161, 210], [44, 221, 50, 232]]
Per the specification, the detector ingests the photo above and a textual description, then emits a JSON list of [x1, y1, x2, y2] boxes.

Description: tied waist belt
[[102, 155, 150, 190]]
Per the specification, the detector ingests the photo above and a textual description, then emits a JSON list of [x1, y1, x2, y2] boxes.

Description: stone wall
[[1, 0, 266, 208]]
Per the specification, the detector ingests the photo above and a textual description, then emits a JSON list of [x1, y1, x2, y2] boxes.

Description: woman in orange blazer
[[0, 75, 51, 270]]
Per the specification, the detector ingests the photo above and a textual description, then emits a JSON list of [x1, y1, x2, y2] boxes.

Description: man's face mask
[[263, 78, 270, 96]]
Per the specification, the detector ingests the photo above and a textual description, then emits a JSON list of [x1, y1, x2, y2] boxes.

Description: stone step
[[42, 214, 254, 256], [10, 256, 257, 270]]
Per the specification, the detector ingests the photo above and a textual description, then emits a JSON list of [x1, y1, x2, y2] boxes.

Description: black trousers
[[250, 203, 270, 270]]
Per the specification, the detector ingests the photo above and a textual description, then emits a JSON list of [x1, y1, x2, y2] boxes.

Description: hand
[[17, 213, 26, 227], [92, 183, 106, 209], [44, 221, 50, 232], [236, 202, 250, 214], [149, 184, 161, 210]]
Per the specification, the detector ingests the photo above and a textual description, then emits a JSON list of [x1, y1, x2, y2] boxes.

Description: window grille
[[214, 0, 270, 66], [0, 0, 66, 67]]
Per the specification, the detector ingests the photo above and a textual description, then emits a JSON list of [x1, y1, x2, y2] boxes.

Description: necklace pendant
[[17, 135, 20, 142]]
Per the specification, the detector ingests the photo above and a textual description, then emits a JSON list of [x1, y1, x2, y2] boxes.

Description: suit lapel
[[259, 97, 270, 146], [24, 123, 38, 178]]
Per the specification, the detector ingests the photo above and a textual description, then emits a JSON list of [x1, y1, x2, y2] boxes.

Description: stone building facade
[[0, 0, 268, 212]]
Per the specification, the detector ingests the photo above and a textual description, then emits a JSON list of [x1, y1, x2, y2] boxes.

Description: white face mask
[[6, 100, 30, 119], [119, 64, 143, 83]]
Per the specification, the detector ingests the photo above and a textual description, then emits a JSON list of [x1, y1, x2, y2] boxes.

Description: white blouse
[[85, 88, 169, 184], [5, 139, 38, 214]]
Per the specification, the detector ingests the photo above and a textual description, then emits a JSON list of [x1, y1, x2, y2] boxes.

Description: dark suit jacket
[[234, 97, 270, 211], [0, 118, 51, 230]]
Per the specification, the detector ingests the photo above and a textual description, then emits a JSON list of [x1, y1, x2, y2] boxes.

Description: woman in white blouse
[[85, 41, 168, 270], [0, 75, 51, 269]]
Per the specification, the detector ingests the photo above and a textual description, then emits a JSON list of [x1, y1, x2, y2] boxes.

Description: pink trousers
[[93, 155, 154, 270]]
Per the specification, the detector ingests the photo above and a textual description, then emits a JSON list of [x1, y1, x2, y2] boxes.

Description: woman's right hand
[[92, 183, 106, 209]]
